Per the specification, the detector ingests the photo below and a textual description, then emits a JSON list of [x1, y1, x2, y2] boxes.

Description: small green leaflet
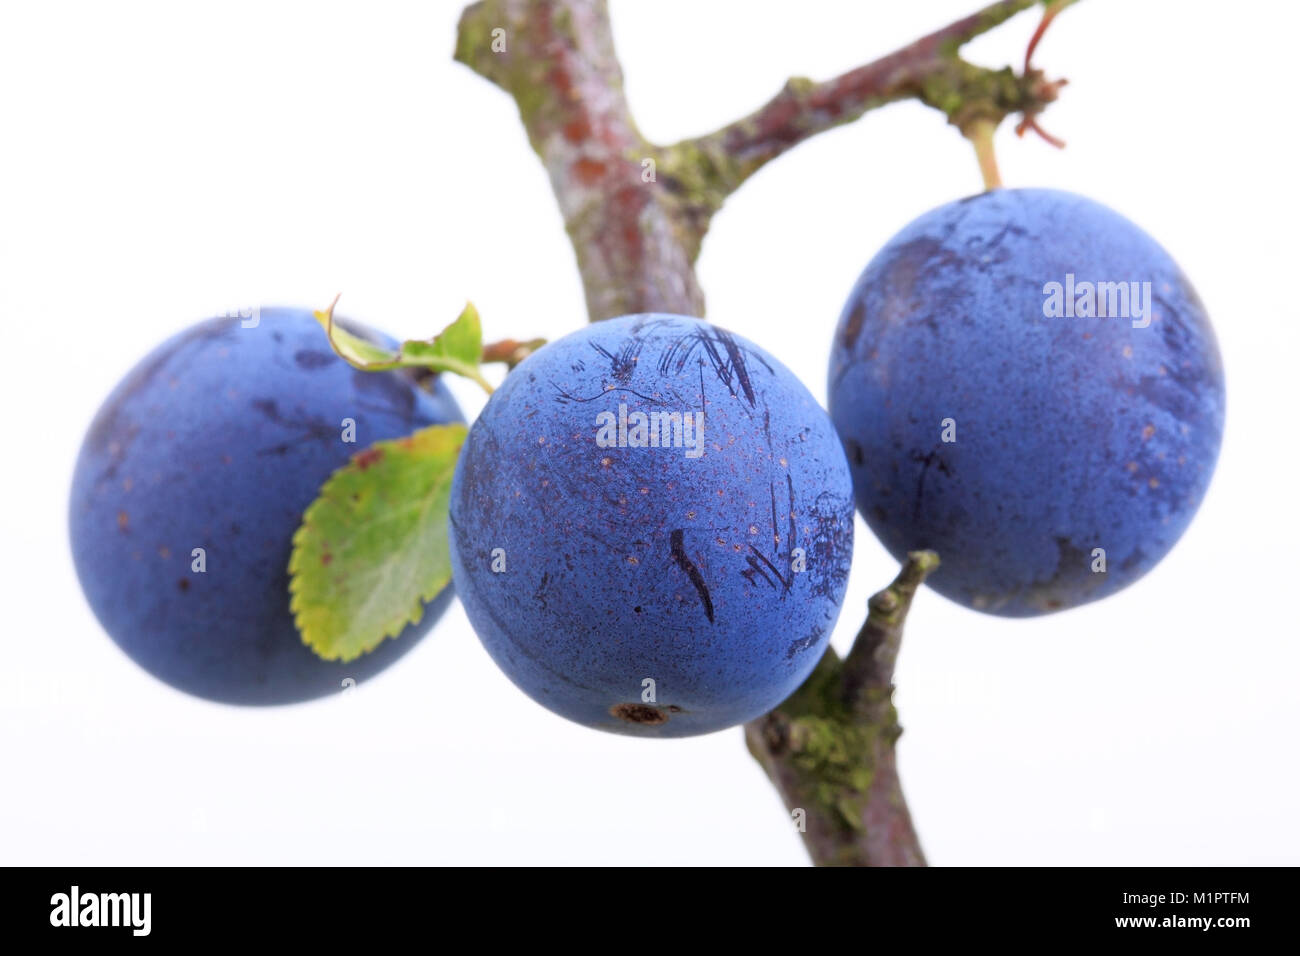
[[315, 297, 494, 393], [289, 423, 467, 662]]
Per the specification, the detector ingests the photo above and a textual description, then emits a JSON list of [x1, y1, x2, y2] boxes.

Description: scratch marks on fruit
[[741, 544, 792, 595], [659, 324, 771, 408], [781, 474, 796, 559], [786, 623, 823, 660], [589, 335, 644, 384], [743, 475, 799, 596], [809, 491, 854, 598], [972, 221, 1029, 263], [910, 447, 952, 521], [670, 528, 714, 623], [557, 322, 768, 416], [769, 480, 781, 551], [712, 326, 756, 406], [696, 359, 708, 420], [551, 382, 668, 406], [533, 571, 551, 611]]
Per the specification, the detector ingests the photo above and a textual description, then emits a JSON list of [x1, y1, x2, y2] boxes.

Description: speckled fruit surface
[[449, 313, 854, 737], [69, 308, 463, 704], [829, 188, 1225, 616]]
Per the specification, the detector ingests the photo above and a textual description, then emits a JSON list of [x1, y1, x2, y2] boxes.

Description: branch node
[[841, 550, 940, 718]]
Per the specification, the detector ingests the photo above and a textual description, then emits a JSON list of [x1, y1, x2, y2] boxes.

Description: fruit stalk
[[455, 0, 1076, 865], [964, 117, 1003, 190]]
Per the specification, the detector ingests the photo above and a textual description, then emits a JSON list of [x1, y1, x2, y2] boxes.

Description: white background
[[2, 0, 1297, 865]]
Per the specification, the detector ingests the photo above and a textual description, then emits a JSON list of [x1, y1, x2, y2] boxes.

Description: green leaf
[[314, 297, 494, 393], [289, 423, 468, 662], [399, 303, 485, 383]]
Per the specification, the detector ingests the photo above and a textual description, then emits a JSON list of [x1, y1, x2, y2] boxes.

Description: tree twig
[[455, 0, 1065, 318], [455, 0, 704, 320], [670, 0, 1038, 191], [841, 551, 941, 719], [744, 551, 939, 866]]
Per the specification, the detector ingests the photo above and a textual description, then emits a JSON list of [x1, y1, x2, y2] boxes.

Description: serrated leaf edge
[[288, 423, 467, 663]]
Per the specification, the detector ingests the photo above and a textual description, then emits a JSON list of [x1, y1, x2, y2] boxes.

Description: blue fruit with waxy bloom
[[449, 313, 855, 737], [69, 308, 464, 704], [828, 188, 1225, 616]]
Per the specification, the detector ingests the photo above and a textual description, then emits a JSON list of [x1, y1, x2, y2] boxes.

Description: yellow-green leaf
[[289, 423, 467, 662], [314, 298, 493, 393]]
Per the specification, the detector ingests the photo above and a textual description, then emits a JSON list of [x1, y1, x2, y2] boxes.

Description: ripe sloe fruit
[[449, 314, 855, 737], [829, 189, 1225, 615], [69, 308, 463, 703]]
